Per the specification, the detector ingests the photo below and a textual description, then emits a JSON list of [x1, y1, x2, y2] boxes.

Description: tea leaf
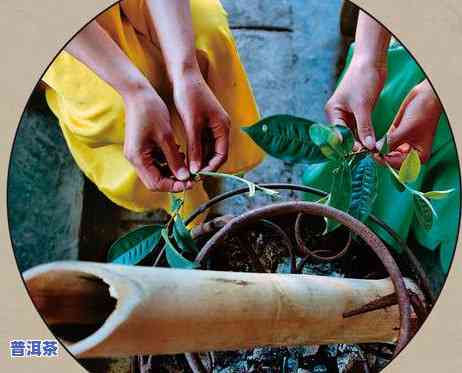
[[399, 149, 421, 183], [310, 124, 343, 160], [170, 195, 183, 214], [378, 135, 390, 157], [107, 225, 162, 265], [413, 194, 435, 231], [350, 155, 378, 222], [242, 115, 326, 164], [326, 162, 352, 232], [310, 123, 354, 160], [162, 229, 199, 269], [333, 125, 354, 155], [173, 216, 199, 254], [423, 189, 454, 200]]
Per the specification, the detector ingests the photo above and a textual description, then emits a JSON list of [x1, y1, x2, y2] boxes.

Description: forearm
[[144, 0, 200, 83], [353, 11, 391, 68], [65, 20, 151, 97]]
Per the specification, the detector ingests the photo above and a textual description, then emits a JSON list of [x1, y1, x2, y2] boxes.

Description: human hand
[[378, 79, 442, 169], [173, 70, 231, 174], [325, 57, 387, 150], [122, 84, 192, 192]]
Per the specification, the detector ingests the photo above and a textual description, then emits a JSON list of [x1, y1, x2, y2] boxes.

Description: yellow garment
[[42, 0, 264, 223]]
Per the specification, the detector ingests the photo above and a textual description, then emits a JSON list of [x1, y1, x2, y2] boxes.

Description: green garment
[[302, 42, 460, 273]]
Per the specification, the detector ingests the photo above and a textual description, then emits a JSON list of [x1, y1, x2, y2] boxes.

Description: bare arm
[[353, 11, 391, 68], [325, 11, 391, 150], [145, 0, 231, 173], [65, 20, 191, 192], [65, 21, 150, 97], [144, 0, 200, 82]]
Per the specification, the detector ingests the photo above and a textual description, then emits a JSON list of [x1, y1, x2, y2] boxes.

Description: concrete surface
[[8, 91, 84, 272]]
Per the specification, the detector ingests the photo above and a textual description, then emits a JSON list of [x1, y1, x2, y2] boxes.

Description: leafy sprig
[[243, 115, 454, 232], [107, 173, 279, 268]]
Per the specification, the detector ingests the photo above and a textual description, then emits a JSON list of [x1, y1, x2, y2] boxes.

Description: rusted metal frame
[[343, 293, 398, 319], [176, 184, 433, 371], [295, 212, 353, 262], [184, 184, 328, 226], [193, 202, 412, 357], [368, 215, 436, 305], [254, 219, 297, 273], [184, 183, 434, 305]]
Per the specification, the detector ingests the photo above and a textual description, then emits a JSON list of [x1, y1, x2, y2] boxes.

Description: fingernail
[[376, 137, 385, 151], [190, 161, 201, 174], [364, 136, 375, 150], [177, 167, 190, 181]]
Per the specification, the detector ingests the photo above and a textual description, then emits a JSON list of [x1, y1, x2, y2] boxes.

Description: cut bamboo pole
[[23, 261, 421, 358]]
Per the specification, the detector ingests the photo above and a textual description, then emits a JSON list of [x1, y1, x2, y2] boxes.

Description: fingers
[[125, 148, 192, 192], [325, 101, 347, 126], [325, 100, 365, 151], [156, 131, 190, 181], [353, 105, 376, 150], [383, 150, 408, 169], [203, 113, 230, 172], [125, 153, 188, 193], [184, 125, 203, 174]]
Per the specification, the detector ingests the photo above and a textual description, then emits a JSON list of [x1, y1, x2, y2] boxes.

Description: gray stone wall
[[8, 92, 84, 272], [214, 0, 344, 216]]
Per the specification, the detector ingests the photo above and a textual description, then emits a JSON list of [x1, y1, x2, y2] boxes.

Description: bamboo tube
[[23, 261, 421, 358]]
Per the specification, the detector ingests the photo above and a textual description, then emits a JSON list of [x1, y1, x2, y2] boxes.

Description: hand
[[378, 79, 442, 169], [173, 70, 231, 174], [325, 57, 387, 150], [122, 84, 192, 192]]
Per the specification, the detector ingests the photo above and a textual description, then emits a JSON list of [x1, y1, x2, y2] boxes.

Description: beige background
[[0, 0, 461, 371]]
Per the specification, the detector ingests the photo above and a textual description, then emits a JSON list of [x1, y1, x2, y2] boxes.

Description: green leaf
[[162, 229, 199, 269], [378, 135, 390, 157], [326, 162, 352, 232], [333, 125, 354, 155], [349, 155, 378, 222], [170, 195, 183, 213], [107, 225, 162, 265], [242, 115, 326, 164], [310, 124, 343, 160], [399, 149, 421, 183], [423, 189, 454, 200], [310, 123, 354, 160], [413, 194, 434, 231], [173, 216, 199, 254]]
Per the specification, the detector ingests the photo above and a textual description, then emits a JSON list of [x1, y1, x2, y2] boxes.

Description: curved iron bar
[[180, 183, 433, 371], [295, 212, 352, 262], [184, 183, 435, 304], [184, 184, 327, 226], [252, 219, 297, 273], [368, 215, 436, 304], [193, 202, 412, 357]]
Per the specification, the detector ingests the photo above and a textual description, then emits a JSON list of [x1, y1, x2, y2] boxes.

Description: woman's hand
[[325, 58, 386, 150], [325, 11, 391, 150], [173, 70, 231, 174], [378, 79, 442, 169], [122, 84, 192, 192]]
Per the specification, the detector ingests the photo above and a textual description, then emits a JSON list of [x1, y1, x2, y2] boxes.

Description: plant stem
[[197, 171, 279, 198]]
